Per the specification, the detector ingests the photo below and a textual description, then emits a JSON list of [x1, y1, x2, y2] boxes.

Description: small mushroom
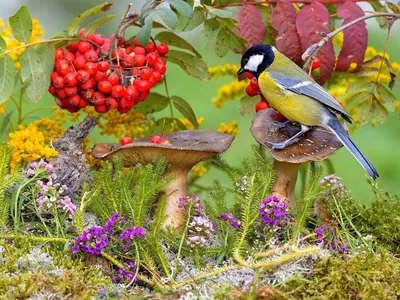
[[251, 109, 344, 208], [91, 130, 235, 229]]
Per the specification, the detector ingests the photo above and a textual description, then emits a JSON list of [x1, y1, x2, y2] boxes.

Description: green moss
[[282, 250, 400, 299]]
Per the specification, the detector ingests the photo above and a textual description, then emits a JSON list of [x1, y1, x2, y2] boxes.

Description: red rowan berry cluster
[[48, 29, 169, 114]]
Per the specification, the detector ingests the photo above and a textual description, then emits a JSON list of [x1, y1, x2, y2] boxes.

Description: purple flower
[[119, 227, 146, 251], [217, 213, 241, 228], [315, 224, 347, 254], [72, 226, 109, 255], [178, 195, 204, 215], [259, 196, 292, 229], [110, 261, 137, 284], [187, 216, 214, 248]]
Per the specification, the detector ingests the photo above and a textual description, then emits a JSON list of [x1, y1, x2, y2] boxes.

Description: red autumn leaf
[[270, 0, 302, 63], [296, 2, 335, 85], [336, 1, 367, 72], [235, 4, 266, 49]]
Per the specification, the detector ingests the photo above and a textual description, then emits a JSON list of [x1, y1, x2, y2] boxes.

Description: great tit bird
[[238, 44, 378, 180]]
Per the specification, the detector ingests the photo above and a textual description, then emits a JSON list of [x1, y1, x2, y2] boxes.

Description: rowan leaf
[[200, 19, 220, 46], [0, 55, 15, 104], [171, 96, 199, 128], [377, 83, 396, 112], [85, 15, 115, 36], [235, 4, 265, 48], [36, 43, 56, 83], [346, 80, 373, 95], [148, 117, 186, 134], [239, 95, 258, 117], [336, 1, 367, 72], [370, 1, 388, 29], [155, 31, 201, 58], [0, 36, 6, 54], [387, 2, 400, 14], [169, 0, 193, 18], [175, 7, 204, 32], [296, 2, 335, 84], [344, 90, 373, 111], [68, 2, 113, 36], [362, 55, 397, 90], [205, 6, 232, 18], [215, 28, 229, 57], [167, 50, 210, 80], [157, 7, 178, 29], [270, 0, 302, 62], [136, 16, 153, 46], [134, 93, 169, 114], [9, 6, 32, 43], [357, 94, 387, 125]]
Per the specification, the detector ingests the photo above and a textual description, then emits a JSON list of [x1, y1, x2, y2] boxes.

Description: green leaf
[[67, 2, 113, 36], [205, 5, 232, 18], [216, 28, 229, 57], [0, 55, 15, 104], [200, 19, 220, 46], [137, 16, 153, 46], [387, 2, 400, 14], [148, 117, 186, 134], [355, 67, 379, 77], [171, 96, 198, 128], [346, 80, 374, 95], [377, 83, 396, 112], [155, 31, 201, 57], [169, 0, 193, 18], [167, 50, 210, 80], [140, 0, 157, 25], [175, 7, 204, 33], [20, 47, 47, 102], [357, 94, 388, 125], [85, 15, 115, 36], [370, 1, 388, 29], [0, 110, 15, 136], [345, 91, 373, 111], [157, 7, 178, 29], [0, 36, 6, 54], [239, 94, 258, 117], [134, 92, 169, 114], [36, 43, 56, 79], [9, 6, 32, 43]]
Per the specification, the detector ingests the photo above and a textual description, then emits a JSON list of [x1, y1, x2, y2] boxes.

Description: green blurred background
[[1, 0, 399, 204]]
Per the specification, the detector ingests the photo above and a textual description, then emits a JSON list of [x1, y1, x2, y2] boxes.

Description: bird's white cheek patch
[[245, 54, 264, 72]]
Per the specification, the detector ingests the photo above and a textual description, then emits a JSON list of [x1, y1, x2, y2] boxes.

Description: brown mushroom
[[91, 130, 235, 229], [251, 109, 344, 208]]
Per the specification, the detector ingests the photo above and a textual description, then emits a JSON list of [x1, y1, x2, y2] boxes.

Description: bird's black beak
[[237, 68, 246, 82]]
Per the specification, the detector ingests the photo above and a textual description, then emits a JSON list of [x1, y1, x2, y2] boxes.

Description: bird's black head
[[237, 44, 275, 79]]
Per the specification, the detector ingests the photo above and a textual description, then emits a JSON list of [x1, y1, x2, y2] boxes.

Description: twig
[[113, 3, 134, 70], [302, 12, 400, 71]]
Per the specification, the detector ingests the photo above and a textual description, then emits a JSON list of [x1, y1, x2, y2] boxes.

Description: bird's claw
[[268, 138, 299, 150], [271, 120, 292, 132]]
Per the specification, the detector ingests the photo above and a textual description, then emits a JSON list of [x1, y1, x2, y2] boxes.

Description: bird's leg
[[268, 124, 310, 150], [273, 120, 293, 130]]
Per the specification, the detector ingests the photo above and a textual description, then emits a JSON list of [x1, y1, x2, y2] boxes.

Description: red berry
[[65, 52, 75, 62], [138, 91, 150, 102], [84, 49, 98, 62], [133, 38, 142, 47], [152, 71, 162, 82], [98, 81, 112, 93], [48, 85, 56, 95], [80, 79, 94, 90], [79, 28, 85, 38], [106, 97, 119, 109], [94, 34, 105, 46], [134, 79, 149, 93], [83, 88, 95, 100], [65, 86, 78, 96], [312, 57, 321, 69], [119, 97, 134, 109], [92, 92, 105, 106], [157, 43, 169, 56], [95, 104, 109, 113], [78, 98, 89, 108], [156, 138, 169, 144], [150, 135, 161, 144], [148, 76, 156, 88], [121, 54, 134, 67], [53, 76, 64, 88], [146, 42, 156, 53], [121, 136, 133, 145], [250, 78, 259, 90], [67, 106, 80, 113], [50, 72, 59, 82], [101, 42, 111, 53], [275, 111, 287, 122], [260, 95, 269, 104], [94, 71, 107, 82], [66, 43, 78, 53], [124, 86, 139, 102], [86, 33, 96, 42], [246, 85, 258, 97], [77, 41, 91, 54], [146, 53, 158, 66], [55, 48, 65, 60], [56, 88, 67, 99], [133, 47, 146, 55], [97, 61, 110, 72], [68, 94, 81, 106], [255, 101, 269, 112], [154, 62, 166, 75], [134, 54, 146, 67], [56, 62, 69, 76], [111, 85, 125, 98], [64, 73, 78, 87], [77, 70, 90, 83], [107, 72, 119, 85], [84, 62, 97, 76], [73, 56, 86, 70], [245, 72, 254, 79], [140, 68, 152, 80], [125, 46, 133, 54]]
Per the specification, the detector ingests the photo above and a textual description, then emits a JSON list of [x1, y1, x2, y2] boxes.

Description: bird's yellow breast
[[258, 71, 325, 126]]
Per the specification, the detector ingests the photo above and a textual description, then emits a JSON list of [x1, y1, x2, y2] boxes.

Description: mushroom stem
[[271, 160, 300, 209], [161, 168, 190, 230]]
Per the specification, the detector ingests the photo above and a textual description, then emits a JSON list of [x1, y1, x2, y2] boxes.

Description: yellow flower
[[212, 81, 248, 108], [0, 104, 5, 115], [218, 120, 239, 136], [395, 100, 400, 111], [332, 30, 343, 48], [365, 46, 377, 58], [208, 64, 240, 78], [192, 163, 208, 177], [180, 117, 204, 130]]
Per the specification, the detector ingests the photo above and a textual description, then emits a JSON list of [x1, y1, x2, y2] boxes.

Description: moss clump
[[282, 250, 400, 299]]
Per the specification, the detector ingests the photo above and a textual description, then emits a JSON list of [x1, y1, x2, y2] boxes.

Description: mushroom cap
[[91, 130, 235, 169], [251, 109, 344, 163]]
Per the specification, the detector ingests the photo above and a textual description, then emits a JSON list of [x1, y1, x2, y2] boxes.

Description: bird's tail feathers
[[327, 119, 379, 180]]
